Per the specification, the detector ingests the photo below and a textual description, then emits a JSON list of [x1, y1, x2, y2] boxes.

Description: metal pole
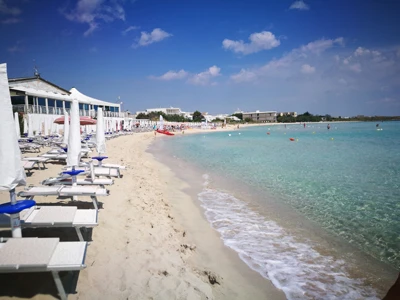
[[9, 189, 22, 238]]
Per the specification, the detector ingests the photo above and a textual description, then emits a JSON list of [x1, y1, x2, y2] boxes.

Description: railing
[[12, 104, 128, 118]]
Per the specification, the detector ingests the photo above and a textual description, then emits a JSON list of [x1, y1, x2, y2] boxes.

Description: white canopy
[[10, 86, 70, 101], [14, 112, 20, 139], [70, 88, 119, 107], [0, 63, 26, 191], [159, 115, 164, 130], [67, 100, 81, 166], [96, 107, 106, 154], [63, 110, 69, 144], [28, 114, 34, 137]]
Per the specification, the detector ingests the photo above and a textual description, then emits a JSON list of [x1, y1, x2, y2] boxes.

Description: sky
[[1, 0, 400, 116]]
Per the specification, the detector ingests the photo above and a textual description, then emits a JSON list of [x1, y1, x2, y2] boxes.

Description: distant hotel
[[242, 110, 278, 122], [136, 107, 193, 120]]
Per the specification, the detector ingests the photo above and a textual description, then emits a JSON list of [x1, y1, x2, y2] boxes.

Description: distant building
[[135, 107, 193, 120], [278, 111, 297, 117], [242, 110, 277, 122]]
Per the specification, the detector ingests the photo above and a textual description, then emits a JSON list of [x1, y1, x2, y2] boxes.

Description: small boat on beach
[[156, 129, 174, 136]]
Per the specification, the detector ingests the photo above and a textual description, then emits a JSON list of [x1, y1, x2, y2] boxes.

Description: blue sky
[[1, 0, 400, 116]]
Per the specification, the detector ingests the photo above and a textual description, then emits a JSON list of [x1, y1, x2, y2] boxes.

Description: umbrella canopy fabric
[[63, 110, 69, 144], [96, 107, 106, 154], [54, 116, 97, 125], [14, 112, 21, 139], [66, 100, 81, 167], [159, 115, 164, 130], [28, 114, 34, 137], [0, 63, 26, 191]]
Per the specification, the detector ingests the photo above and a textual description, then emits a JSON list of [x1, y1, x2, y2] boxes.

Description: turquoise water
[[160, 122, 400, 299]]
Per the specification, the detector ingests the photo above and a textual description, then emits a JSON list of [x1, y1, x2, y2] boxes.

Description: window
[[38, 98, 46, 106], [79, 103, 84, 110], [47, 99, 55, 107], [56, 100, 63, 108], [28, 96, 34, 105], [11, 96, 25, 105], [94, 105, 98, 111], [64, 101, 71, 109]]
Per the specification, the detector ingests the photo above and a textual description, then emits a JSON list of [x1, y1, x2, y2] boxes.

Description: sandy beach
[[0, 125, 285, 300]]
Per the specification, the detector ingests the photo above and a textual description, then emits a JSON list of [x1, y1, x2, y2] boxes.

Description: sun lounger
[[42, 174, 114, 187], [0, 237, 87, 300], [41, 153, 68, 160], [0, 206, 97, 241], [63, 166, 121, 178], [21, 160, 39, 175], [23, 157, 49, 169], [18, 185, 109, 212]]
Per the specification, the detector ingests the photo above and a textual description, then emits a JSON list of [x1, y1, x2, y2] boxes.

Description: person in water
[[327, 124, 331, 130], [376, 123, 379, 127]]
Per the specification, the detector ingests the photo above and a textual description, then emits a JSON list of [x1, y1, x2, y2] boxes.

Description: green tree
[[232, 113, 243, 120], [192, 110, 204, 122], [244, 117, 252, 123]]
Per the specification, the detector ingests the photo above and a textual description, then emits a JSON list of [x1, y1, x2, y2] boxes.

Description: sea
[[152, 122, 400, 299]]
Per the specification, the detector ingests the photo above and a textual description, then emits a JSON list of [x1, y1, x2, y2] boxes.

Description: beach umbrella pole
[[9, 189, 22, 238]]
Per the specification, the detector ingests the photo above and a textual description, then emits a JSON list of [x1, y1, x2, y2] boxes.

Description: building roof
[[243, 110, 277, 114], [8, 76, 70, 94]]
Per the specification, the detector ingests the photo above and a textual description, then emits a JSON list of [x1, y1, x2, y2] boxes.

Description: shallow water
[[156, 122, 399, 299]]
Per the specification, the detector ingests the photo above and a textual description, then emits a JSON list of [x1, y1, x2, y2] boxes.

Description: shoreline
[[150, 126, 398, 299], [0, 130, 284, 299]]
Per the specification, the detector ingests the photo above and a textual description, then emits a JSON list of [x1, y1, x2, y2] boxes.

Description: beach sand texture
[[0, 126, 285, 299]]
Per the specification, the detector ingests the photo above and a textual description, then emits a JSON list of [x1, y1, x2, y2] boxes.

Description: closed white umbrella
[[96, 107, 106, 155], [14, 112, 21, 139], [23, 116, 27, 135], [67, 99, 81, 167], [28, 114, 34, 137], [63, 110, 69, 144], [159, 115, 164, 130], [0, 63, 33, 238]]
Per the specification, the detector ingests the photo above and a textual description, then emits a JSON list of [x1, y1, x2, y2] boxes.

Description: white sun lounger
[[0, 206, 97, 241], [0, 237, 87, 300], [63, 166, 121, 178], [18, 186, 109, 212], [41, 153, 67, 160], [21, 160, 39, 175], [23, 157, 49, 169]]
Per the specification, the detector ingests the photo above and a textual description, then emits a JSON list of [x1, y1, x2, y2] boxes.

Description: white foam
[[198, 175, 378, 300]]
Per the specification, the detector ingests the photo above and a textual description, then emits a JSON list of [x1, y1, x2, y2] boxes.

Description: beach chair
[[0, 205, 97, 241], [0, 237, 87, 300], [18, 185, 109, 212], [63, 165, 121, 178], [22, 157, 49, 169], [41, 153, 68, 160], [21, 160, 39, 175], [42, 163, 114, 187]]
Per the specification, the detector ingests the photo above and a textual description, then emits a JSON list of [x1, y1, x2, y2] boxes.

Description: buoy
[[331, 138, 334, 140], [284, 133, 286, 135], [238, 133, 241, 135], [289, 138, 295, 141], [267, 132, 270, 135], [312, 132, 316, 134], [296, 139, 299, 142], [228, 134, 231, 136]]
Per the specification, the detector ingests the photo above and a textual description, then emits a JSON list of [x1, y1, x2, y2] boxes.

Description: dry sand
[[0, 125, 285, 299]]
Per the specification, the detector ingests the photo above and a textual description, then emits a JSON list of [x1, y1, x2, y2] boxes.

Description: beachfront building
[[8, 73, 136, 135], [242, 110, 277, 122], [278, 111, 297, 117], [136, 107, 194, 120]]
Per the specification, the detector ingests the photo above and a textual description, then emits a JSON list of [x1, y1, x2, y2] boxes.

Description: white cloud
[[0, 0, 21, 15], [62, 0, 125, 36], [301, 64, 316, 74], [2, 17, 21, 24], [230, 37, 344, 83], [222, 31, 280, 55], [349, 63, 362, 73], [134, 28, 172, 47], [150, 70, 188, 81], [188, 66, 221, 86], [289, 0, 310, 11], [230, 69, 257, 83], [122, 25, 139, 35], [300, 37, 343, 54]]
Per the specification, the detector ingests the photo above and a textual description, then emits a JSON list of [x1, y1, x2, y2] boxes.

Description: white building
[[9, 74, 133, 135]]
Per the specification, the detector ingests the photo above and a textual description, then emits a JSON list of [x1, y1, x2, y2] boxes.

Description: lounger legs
[[52, 271, 67, 300], [75, 227, 84, 242], [90, 196, 99, 211]]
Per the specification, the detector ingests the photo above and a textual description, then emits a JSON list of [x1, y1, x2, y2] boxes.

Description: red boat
[[156, 129, 175, 136]]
